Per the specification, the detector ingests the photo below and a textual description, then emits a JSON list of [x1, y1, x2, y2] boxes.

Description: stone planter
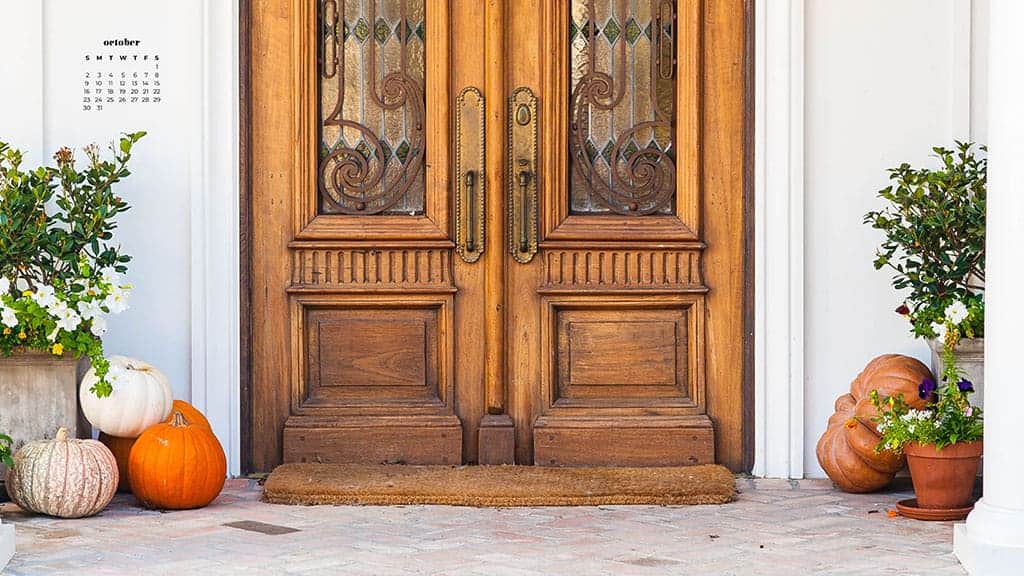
[[929, 338, 984, 408], [0, 352, 89, 475]]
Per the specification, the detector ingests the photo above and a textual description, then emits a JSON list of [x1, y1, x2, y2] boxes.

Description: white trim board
[[753, 0, 806, 479], [191, 0, 241, 475]]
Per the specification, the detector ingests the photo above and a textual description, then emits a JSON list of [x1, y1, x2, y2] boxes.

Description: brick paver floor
[[1, 477, 966, 575]]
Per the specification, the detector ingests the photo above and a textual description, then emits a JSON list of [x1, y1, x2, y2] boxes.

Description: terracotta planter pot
[[905, 440, 982, 509]]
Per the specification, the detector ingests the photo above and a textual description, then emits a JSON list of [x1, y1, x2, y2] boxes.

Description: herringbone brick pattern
[[2, 477, 965, 575]]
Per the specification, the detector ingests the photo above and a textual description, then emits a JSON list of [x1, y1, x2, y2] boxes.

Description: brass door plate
[[455, 87, 486, 263], [508, 87, 538, 264]]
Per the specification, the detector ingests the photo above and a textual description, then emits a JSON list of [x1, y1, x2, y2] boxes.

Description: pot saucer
[[895, 498, 973, 521]]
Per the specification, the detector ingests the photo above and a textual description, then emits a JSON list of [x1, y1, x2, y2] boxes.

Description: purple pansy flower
[[958, 379, 974, 393], [919, 378, 937, 400]]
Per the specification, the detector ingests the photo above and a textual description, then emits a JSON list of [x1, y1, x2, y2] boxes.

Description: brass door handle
[[456, 87, 485, 263], [465, 170, 477, 252], [517, 166, 531, 254], [509, 87, 538, 264]]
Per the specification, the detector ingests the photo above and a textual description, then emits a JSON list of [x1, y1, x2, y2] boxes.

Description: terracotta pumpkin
[[5, 428, 118, 518], [164, 399, 212, 429], [80, 355, 174, 438], [99, 433, 137, 493], [816, 354, 933, 493], [129, 411, 226, 510]]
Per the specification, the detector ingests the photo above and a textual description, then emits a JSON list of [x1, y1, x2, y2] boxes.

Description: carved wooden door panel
[[250, 0, 492, 470], [248, 0, 747, 472], [501, 0, 748, 469]]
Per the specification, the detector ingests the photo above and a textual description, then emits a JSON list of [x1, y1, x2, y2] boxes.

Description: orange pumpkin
[[128, 410, 226, 509], [163, 400, 212, 429], [99, 433, 138, 493], [816, 354, 933, 493]]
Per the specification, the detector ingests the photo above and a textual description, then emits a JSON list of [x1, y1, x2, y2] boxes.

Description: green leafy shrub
[[864, 141, 986, 340], [0, 133, 144, 397]]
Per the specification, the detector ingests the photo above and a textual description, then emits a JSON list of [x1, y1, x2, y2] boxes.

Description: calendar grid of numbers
[[82, 39, 162, 112]]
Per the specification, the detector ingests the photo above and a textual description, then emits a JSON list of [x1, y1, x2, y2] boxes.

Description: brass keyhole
[[515, 104, 531, 126]]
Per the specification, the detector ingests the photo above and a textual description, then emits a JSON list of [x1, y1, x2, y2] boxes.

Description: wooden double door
[[248, 0, 748, 472]]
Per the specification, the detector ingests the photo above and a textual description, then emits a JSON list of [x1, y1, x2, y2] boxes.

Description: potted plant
[[869, 307, 983, 515], [0, 133, 144, 455], [864, 142, 986, 405]]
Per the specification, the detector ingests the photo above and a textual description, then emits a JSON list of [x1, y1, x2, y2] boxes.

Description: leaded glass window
[[569, 0, 677, 215], [318, 0, 426, 215]]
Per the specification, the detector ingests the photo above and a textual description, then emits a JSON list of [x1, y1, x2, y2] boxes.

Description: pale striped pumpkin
[[5, 428, 118, 518]]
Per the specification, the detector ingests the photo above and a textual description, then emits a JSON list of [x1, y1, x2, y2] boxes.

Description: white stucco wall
[[0, 0, 239, 473], [0, 0, 985, 478], [801, 0, 980, 477]]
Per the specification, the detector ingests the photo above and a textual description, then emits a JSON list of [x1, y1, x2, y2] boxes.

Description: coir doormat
[[262, 464, 736, 507]]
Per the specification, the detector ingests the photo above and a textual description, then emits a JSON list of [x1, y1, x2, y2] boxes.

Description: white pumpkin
[[5, 428, 118, 518], [80, 355, 174, 437]]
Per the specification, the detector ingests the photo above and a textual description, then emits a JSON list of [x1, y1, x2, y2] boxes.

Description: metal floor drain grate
[[223, 520, 300, 535]]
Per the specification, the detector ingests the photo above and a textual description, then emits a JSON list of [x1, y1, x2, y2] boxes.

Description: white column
[[754, 0, 806, 479], [954, 1, 1024, 572], [0, 519, 11, 569]]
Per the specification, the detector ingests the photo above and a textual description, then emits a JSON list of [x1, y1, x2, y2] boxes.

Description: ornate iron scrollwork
[[568, 0, 678, 216], [318, 0, 426, 215]]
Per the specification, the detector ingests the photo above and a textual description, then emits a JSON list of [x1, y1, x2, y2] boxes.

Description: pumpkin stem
[[55, 427, 68, 442], [171, 411, 190, 427]]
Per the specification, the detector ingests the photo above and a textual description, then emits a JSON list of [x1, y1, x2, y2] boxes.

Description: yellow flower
[[51, 343, 64, 356], [17, 331, 27, 340], [844, 418, 858, 430], [21, 290, 32, 297], [2, 327, 10, 335]]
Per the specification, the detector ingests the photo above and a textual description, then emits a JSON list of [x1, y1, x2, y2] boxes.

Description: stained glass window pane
[[569, 0, 677, 216], [319, 0, 426, 215]]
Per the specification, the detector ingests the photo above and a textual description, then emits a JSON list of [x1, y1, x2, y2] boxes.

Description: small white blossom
[[54, 307, 81, 332], [0, 305, 17, 328], [89, 316, 107, 337], [945, 301, 969, 325], [33, 285, 58, 308], [77, 299, 104, 321], [931, 321, 948, 340], [104, 285, 131, 314], [100, 268, 121, 287], [106, 364, 128, 390], [0, 277, 10, 295]]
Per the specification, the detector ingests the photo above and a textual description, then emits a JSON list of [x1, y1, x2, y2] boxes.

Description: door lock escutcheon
[[455, 86, 486, 263], [509, 87, 538, 264]]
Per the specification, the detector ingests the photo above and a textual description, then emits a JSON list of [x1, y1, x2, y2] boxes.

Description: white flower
[[0, 277, 10, 295], [89, 316, 107, 336], [931, 321, 948, 340], [945, 301, 969, 325], [907, 424, 916, 434], [106, 364, 128, 390], [77, 299, 104, 321], [100, 268, 121, 286], [54, 307, 81, 332], [0, 305, 17, 328], [104, 288, 130, 314], [33, 284, 58, 308]]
